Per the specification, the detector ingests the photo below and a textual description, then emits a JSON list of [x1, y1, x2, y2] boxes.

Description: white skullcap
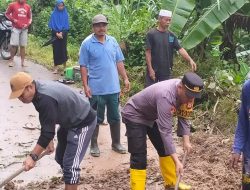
[[159, 9, 172, 17]]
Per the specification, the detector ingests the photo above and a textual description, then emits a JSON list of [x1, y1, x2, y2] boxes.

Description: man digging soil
[[122, 72, 204, 190], [8, 72, 97, 190]]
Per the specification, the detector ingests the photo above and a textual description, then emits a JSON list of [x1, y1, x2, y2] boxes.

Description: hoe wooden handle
[[174, 152, 188, 190], [0, 151, 48, 188]]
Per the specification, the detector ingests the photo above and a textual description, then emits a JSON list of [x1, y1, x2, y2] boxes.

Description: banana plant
[[161, 0, 249, 50], [181, 0, 249, 49], [103, 0, 157, 42], [161, 0, 196, 36]]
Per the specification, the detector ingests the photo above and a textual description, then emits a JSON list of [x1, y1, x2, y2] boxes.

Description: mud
[[0, 57, 242, 190], [2, 132, 241, 190]]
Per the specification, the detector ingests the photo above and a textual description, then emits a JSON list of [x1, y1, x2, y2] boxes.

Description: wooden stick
[[0, 151, 48, 188], [174, 152, 188, 190]]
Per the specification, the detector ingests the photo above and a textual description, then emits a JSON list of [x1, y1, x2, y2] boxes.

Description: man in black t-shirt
[[145, 9, 197, 87]]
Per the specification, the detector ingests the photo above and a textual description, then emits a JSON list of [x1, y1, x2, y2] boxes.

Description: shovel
[[174, 151, 188, 190], [0, 151, 48, 188]]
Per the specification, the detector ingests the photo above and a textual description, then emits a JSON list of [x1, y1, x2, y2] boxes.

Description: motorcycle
[[0, 13, 13, 60]]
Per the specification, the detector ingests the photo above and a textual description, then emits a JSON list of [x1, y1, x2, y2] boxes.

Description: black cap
[[182, 72, 204, 98]]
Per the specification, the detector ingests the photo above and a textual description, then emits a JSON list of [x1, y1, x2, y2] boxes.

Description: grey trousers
[[55, 118, 97, 184]]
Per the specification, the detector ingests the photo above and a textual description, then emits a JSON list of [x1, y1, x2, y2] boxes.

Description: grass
[[120, 66, 145, 105], [26, 35, 79, 71]]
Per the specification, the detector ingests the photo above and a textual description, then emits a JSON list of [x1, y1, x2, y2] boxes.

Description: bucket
[[64, 67, 74, 80]]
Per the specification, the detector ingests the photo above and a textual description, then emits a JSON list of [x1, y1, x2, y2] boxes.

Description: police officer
[[121, 72, 204, 190]]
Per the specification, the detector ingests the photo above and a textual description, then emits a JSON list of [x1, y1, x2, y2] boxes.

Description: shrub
[[31, 7, 52, 39]]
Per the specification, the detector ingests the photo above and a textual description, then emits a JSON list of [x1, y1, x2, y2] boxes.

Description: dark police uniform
[[122, 72, 203, 189]]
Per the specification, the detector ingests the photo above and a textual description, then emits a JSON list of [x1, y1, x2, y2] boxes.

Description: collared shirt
[[79, 34, 124, 95], [233, 80, 250, 158], [121, 79, 191, 155]]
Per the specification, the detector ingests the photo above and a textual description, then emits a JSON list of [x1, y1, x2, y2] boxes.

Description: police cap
[[182, 72, 204, 98]]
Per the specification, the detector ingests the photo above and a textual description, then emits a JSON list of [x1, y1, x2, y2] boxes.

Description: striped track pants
[[55, 118, 97, 184]]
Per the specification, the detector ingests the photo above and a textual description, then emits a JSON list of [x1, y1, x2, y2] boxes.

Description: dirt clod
[[4, 182, 16, 190]]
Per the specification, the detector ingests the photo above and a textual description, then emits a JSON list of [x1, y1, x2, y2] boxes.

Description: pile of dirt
[[183, 132, 241, 190], [3, 132, 241, 190]]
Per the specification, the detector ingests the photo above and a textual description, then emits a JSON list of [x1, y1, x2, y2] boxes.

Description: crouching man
[[9, 72, 97, 190], [121, 72, 204, 190]]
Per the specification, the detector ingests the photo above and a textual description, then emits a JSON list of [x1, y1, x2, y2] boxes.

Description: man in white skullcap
[[145, 9, 197, 87], [144, 9, 194, 190]]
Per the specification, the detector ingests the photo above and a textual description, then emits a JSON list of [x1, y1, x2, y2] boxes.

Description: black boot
[[110, 122, 126, 154], [90, 125, 100, 157]]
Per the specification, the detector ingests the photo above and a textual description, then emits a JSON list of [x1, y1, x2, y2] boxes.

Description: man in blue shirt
[[79, 14, 130, 157], [231, 80, 250, 190]]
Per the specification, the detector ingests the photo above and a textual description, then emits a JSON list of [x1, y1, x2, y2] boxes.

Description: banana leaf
[[181, 0, 249, 50], [238, 2, 250, 16], [161, 0, 196, 36]]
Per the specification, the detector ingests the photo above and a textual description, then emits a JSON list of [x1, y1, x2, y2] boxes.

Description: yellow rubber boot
[[130, 169, 146, 190], [159, 156, 191, 190]]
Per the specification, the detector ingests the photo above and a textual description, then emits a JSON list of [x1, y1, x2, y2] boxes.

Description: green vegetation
[[1, 0, 250, 134], [26, 35, 78, 69]]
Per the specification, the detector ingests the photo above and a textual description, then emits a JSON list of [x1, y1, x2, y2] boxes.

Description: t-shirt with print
[[5, 2, 32, 29], [146, 28, 181, 78]]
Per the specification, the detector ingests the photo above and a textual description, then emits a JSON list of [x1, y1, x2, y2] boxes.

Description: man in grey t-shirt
[[145, 9, 197, 87], [9, 72, 97, 190], [122, 72, 204, 190]]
